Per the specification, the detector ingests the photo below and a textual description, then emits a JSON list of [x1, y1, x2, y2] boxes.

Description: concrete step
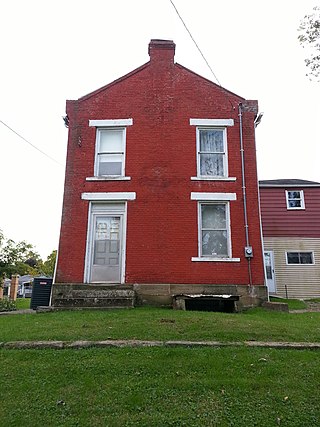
[[51, 284, 135, 309]]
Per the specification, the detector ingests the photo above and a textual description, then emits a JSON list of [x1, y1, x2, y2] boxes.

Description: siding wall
[[260, 187, 320, 237], [264, 237, 320, 298]]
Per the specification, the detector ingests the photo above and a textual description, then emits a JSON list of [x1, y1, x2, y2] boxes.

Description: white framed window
[[285, 190, 305, 210], [191, 193, 239, 262], [95, 128, 126, 177], [198, 202, 231, 258], [286, 251, 314, 265], [89, 118, 133, 179], [190, 119, 233, 180], [196, 128, 228, 178]]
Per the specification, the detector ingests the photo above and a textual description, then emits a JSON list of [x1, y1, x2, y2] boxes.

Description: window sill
[[191, 177, 236, 181], [86, 176, 131, 181], [192, 257, 240, 262], [286, 263, 314, 266], [286, 207, 305, 211]]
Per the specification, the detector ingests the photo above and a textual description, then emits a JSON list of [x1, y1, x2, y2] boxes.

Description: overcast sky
[[1, 0, 319, 258]]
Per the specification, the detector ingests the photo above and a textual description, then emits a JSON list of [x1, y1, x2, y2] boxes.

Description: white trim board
[[89, 119, 133, 127], [192, 257, 240, 262], [86, 176, 131, 181], [191, 177, 236, 181], [191, 192, 237, 201], [81, 192, 136, 201], [190, 119, 234, 127]]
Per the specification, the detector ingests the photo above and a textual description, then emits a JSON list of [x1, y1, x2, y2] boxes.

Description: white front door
[[86, 203, 125, 283], [264, 251, 276, 293]]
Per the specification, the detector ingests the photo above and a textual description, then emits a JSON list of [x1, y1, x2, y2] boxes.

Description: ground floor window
[[199, 203, 230, 258], [286, 251, 314, 265]]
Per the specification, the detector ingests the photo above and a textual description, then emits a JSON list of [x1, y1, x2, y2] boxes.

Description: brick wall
[[55, 40, 265, 287]]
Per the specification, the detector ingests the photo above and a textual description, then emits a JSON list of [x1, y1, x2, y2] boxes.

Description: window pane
[[265, 266, 272, 280], [287, 191, 301, 199], [98, 154, 122, 175], [288, 200, 301, 208], [201, 204, 226, 229], [199, 130, 224, 152], [99, 130, 123, 152], [202, 230, 228, 256], [200, 153, 224, 176], [95, 218, 111, 240], [287, 253, 299, 264], [300, 253, 313, 264]]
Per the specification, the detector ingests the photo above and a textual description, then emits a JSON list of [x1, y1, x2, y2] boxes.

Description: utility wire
[[0, 119, 64, 167], [169, 0, 222, 86]]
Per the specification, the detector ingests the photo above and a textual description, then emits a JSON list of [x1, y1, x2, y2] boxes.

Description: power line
[[169, 0, 222, 86], [0, 119, 64, 167]]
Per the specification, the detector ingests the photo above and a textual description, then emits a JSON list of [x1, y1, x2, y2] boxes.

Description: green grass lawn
[[2, 306, 320, 426], [1, 306, 320, 343], [15, 298, 31, 310], [269, 297, 307, 310], [1, 346, 319, 426]]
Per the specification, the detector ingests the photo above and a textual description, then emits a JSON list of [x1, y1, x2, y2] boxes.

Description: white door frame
[[264, 250, 276, 294], [84, 202, 127, 284]]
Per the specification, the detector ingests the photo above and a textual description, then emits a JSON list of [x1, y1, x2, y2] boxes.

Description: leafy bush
[[0, 297, 17, 312]]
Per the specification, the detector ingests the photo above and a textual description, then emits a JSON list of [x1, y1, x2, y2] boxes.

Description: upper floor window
[[286, 252, 314, 265], [285, 190, 305, 210], [197, 128, 227, 177], [89, 119, 133, 178], [190, 119, 234, 180], [95, 128, 125, 176]]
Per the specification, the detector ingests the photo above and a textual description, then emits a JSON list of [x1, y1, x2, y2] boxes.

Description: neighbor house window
[[197, 128, 227, 177], [199, 203, 230, 258], [286, 190, 305, 210], [286, 252, 314, 265], [95, 128, 125, 176]]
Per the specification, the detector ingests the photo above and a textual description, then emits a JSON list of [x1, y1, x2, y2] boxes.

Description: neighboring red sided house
[[53, 39, 266, 310], [260, 179, 320, 298]]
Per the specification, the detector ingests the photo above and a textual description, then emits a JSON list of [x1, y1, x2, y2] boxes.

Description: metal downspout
[[238, 103, 253, 286], [254, 115, 269, 301]]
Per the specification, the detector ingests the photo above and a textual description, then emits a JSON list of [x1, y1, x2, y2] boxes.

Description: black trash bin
[[30, 277, 53, 309]]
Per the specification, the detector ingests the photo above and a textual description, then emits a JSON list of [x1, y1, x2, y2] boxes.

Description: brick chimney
[[148, 39, 176, 64]]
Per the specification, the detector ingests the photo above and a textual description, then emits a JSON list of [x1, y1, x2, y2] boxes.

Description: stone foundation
[[52, 284, 135, 309], [133, 284, 267, 310], [52, 283, 268, 311]]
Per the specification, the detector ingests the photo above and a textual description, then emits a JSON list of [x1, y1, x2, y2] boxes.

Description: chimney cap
[[148, 39, 176, 56]]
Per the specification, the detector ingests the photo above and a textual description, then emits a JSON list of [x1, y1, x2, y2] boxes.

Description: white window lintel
[[81, 192, 136, 201], [89, 119, 133, 127], [190, 119, 234, 127], [191, 192, 237, 201]]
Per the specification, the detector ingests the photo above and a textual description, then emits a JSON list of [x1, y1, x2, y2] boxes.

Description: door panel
[[90, 216, 121, 283], [264, 251, 276, 293]]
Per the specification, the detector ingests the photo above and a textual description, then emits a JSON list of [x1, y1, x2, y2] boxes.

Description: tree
[[298, 6, 320, 81], [0, 229, 42, 278], [40, 250, 57, 277]]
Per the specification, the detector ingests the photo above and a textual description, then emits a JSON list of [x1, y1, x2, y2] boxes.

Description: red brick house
[[53, 39, 266, 310], [260, 179, 320, 298]]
